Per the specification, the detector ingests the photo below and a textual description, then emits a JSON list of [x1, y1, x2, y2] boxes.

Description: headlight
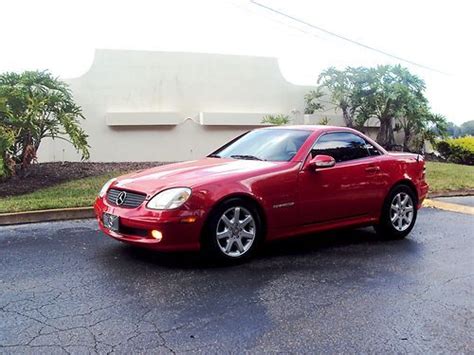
[[147, 187, 191, 210], [99, 178, 116, 197]]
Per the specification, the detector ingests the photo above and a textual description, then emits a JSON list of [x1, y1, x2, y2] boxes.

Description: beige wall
[[37, 49, 413, 162], [37, 49, 349, 163]]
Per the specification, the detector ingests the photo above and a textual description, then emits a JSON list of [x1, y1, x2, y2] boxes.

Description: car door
[[297, 132, 384, 225]]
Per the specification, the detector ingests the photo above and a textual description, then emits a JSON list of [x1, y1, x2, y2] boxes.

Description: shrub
[[318, 116, 330, 125], [436, 136, 474, 165], [262, 114, 290, 126], [0, 126, 15, 179]]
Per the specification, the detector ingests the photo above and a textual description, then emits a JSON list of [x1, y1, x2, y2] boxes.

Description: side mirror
[[307, 154, 336, 171]]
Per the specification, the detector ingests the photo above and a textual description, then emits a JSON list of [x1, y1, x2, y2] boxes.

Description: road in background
[[433, 196, 474, 208]]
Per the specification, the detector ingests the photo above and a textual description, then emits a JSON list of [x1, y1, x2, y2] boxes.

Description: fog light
[[150, 230, 162, 241]]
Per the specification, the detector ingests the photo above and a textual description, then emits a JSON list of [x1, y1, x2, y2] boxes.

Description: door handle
[[365, 165, 380, 173]]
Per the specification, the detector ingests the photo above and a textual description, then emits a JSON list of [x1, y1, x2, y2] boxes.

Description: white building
[[38, 49, 352, 163]]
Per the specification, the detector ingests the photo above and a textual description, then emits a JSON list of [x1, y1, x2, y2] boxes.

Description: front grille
[[107, 189, 146, 208]]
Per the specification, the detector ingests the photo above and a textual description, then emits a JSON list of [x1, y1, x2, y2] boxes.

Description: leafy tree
[[443, 121, 474, 137], [446, 121, 462, 138], [461, 120, 474, 136], [0, 71, 89, 178], [394, 83, 448, 151], [0, 98, 14, 178], [261, 114, 290, 125], [304, 89, 324, 114], [354, 65, 427, 148], [0, 126, 15, 179], [397, 110, 447, 152], [317, 67, 366, 128], [315, 65, 437, 150], [395, 98, 428, 151]]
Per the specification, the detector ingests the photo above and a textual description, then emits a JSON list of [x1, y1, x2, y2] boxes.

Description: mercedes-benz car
[[94, 125, 428, 261]]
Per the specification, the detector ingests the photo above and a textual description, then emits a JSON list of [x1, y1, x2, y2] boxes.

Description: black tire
[[374, 184, 418, 240], [201, 198, 263, 263]]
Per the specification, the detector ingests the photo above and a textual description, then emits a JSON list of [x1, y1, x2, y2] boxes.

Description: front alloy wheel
[[216, 206, 256, 257], [203, 198, 262, 262]]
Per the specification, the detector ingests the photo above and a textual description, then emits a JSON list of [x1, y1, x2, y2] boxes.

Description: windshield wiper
[[208, 153, 221, 158], [230, 154, 265, 161]]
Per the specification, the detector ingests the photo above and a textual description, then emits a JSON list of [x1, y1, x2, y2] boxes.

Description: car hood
[[112, 158, 283, 197]]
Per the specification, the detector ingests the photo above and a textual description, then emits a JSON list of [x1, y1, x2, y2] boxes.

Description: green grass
[[0, 162, 472, 213], [425, 161, 474, 193], [0, 172, 124, 213]]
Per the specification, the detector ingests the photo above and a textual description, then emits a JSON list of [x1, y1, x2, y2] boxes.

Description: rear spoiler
[[416, 153, 426, 162]]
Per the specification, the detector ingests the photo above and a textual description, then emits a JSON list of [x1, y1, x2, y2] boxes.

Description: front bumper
[[94, 196, 205, 252]]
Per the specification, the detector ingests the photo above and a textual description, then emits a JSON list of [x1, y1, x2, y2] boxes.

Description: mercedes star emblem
[[115, 191, 127, 206]]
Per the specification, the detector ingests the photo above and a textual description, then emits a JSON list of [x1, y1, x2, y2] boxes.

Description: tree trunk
[[387, 117, 395, 148], [403, 128, 411, 152], [19, 133, 36, 171], [342, 108, 353, 128], [376, 116, 395, 149]]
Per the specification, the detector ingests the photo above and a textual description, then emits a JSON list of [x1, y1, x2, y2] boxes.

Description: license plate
[[103, 213, 119, 232]]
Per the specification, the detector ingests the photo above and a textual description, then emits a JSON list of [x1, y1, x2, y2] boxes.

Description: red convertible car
[[95, 126, 428, 261]]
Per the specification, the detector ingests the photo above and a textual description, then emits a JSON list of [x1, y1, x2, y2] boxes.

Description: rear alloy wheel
[[375, 185, 417, 239], [390, 192, 414, 232], [203, 198, 262, 262]]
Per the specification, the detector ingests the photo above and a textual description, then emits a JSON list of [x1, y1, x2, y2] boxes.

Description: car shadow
[[109, 226, 420, 270], [261, 227, 397, 257]]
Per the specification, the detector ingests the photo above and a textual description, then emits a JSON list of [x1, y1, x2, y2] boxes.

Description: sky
[[1, 0, 472, 124]]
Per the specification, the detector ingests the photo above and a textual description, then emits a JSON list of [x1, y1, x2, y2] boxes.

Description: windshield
[[211, 129, 311, 162]]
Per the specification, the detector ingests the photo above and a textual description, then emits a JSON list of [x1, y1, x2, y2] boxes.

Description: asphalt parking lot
[[1, 207, 473, 354]]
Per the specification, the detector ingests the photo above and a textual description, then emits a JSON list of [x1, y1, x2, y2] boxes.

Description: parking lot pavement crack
[[43, 303, 118, 321], [397, 273, 474, 299], [0, 307, 60, 332], [0, 343, 71, 354], [440, 273, 474, 286]]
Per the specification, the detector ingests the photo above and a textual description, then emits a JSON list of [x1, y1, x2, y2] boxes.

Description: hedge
[[436, 136, 474, 165]]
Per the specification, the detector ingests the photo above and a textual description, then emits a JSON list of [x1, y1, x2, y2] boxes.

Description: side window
[[311, 132, 370, 162], [364, 141, 382, 156]]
